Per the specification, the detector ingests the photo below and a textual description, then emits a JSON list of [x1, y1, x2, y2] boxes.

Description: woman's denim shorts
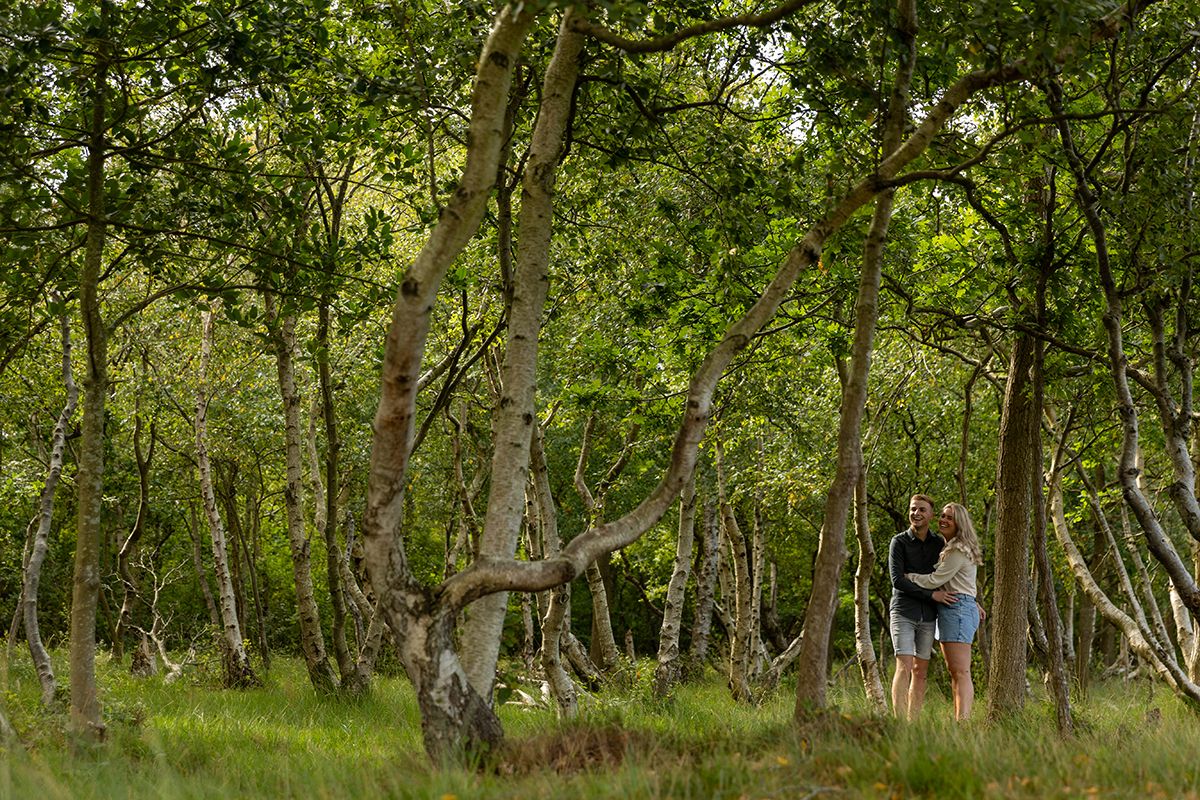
[[936, 598, 979, 644]]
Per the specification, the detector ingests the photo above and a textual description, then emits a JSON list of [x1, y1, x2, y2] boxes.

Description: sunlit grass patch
[[6, 652, 1200, 799]]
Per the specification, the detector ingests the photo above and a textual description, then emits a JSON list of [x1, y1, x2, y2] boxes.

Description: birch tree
[[353, 0, 1159, 758]]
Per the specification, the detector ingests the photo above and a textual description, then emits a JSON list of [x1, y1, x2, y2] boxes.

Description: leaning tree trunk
[[22, 310, 77, 706], [196, 308, 258, 688], [69, 46, 111, 740], [458, 10, 585, 698], [653, 471, 697, 697], [266, 298, 337, 693], [1050, 470, 1200, 705], [1047, 79, 1200, 618], [793, 0, 914, 713], [362, 7, 541, 757]]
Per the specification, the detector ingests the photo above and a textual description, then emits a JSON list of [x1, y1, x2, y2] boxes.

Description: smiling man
[[887, 494, 956, 719]]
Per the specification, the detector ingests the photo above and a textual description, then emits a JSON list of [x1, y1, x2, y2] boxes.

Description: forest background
[[2, 0, 1200, 792]]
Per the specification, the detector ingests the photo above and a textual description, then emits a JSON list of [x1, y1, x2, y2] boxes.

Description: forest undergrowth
[[2, 651, 1199, 799]]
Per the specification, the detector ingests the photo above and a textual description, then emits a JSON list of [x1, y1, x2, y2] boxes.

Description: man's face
[[909, 499, 933, 530]]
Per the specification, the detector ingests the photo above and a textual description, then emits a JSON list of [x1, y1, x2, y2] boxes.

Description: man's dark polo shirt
[[889, 528, 945, 623]]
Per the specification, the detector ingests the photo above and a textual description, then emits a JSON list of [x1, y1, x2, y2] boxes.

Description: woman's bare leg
[[940, 641, 974, 720]]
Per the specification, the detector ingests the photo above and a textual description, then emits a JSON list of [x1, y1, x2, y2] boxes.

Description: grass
[[3, 650, 1200, 799]]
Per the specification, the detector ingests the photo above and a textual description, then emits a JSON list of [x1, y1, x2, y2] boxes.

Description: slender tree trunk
[[688, 495, 720, 676], [114, 398, 153, 664], [315, 302, 357, 690], [853, 467, 888, 712], [573, 415, 623, 671], [654, 472, 697, 696], [987, 331, 1036, 719], [188, 505, 221, 628], [196, 308, 258, 688], [720, 503, 754, 702], [793, 0, 915, 713], [458, 11, 585, 697], [1047, 78, 1200, 617], [224, 477, 270, 672], [266, 300, 337, 692], [23, 311, 77, 706], [750, 492, 766, 677], [715, 444, 754, 702], [70, 42, 111, 739]]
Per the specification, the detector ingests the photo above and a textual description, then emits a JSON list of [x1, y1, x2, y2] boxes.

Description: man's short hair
[[910, 493, 935, 512]]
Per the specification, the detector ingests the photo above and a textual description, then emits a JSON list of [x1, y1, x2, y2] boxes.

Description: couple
[[888, 494, 983, 721]]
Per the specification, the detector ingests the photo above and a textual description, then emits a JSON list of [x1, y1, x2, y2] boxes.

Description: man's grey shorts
[[890, 609, 935, 659]]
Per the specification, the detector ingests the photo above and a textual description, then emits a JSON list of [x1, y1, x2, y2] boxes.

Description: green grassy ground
[[3, 651, 1199, 799]]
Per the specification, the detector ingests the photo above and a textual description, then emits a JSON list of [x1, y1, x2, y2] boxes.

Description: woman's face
[[938, 505, 958, 539]]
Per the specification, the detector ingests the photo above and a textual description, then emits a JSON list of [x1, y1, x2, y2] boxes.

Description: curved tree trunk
[[1050, 471, 1200, 705], [22, 311, 78, 706], [196, 308, 258, 688], [793, 0, 915, 713], [1047, 78, 1200, 619]]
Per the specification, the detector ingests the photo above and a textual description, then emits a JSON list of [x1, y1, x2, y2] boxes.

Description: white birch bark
[[266, 298, 337, 692], [458, 9, 586, 698], [653, 471, 697, 696], [688, 496, 720, 674], [22, 311, 77, 705], [196, 308, 257, 687]]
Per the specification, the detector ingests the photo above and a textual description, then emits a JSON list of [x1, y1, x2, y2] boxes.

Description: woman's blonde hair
[[942, 502, 983, 565]]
